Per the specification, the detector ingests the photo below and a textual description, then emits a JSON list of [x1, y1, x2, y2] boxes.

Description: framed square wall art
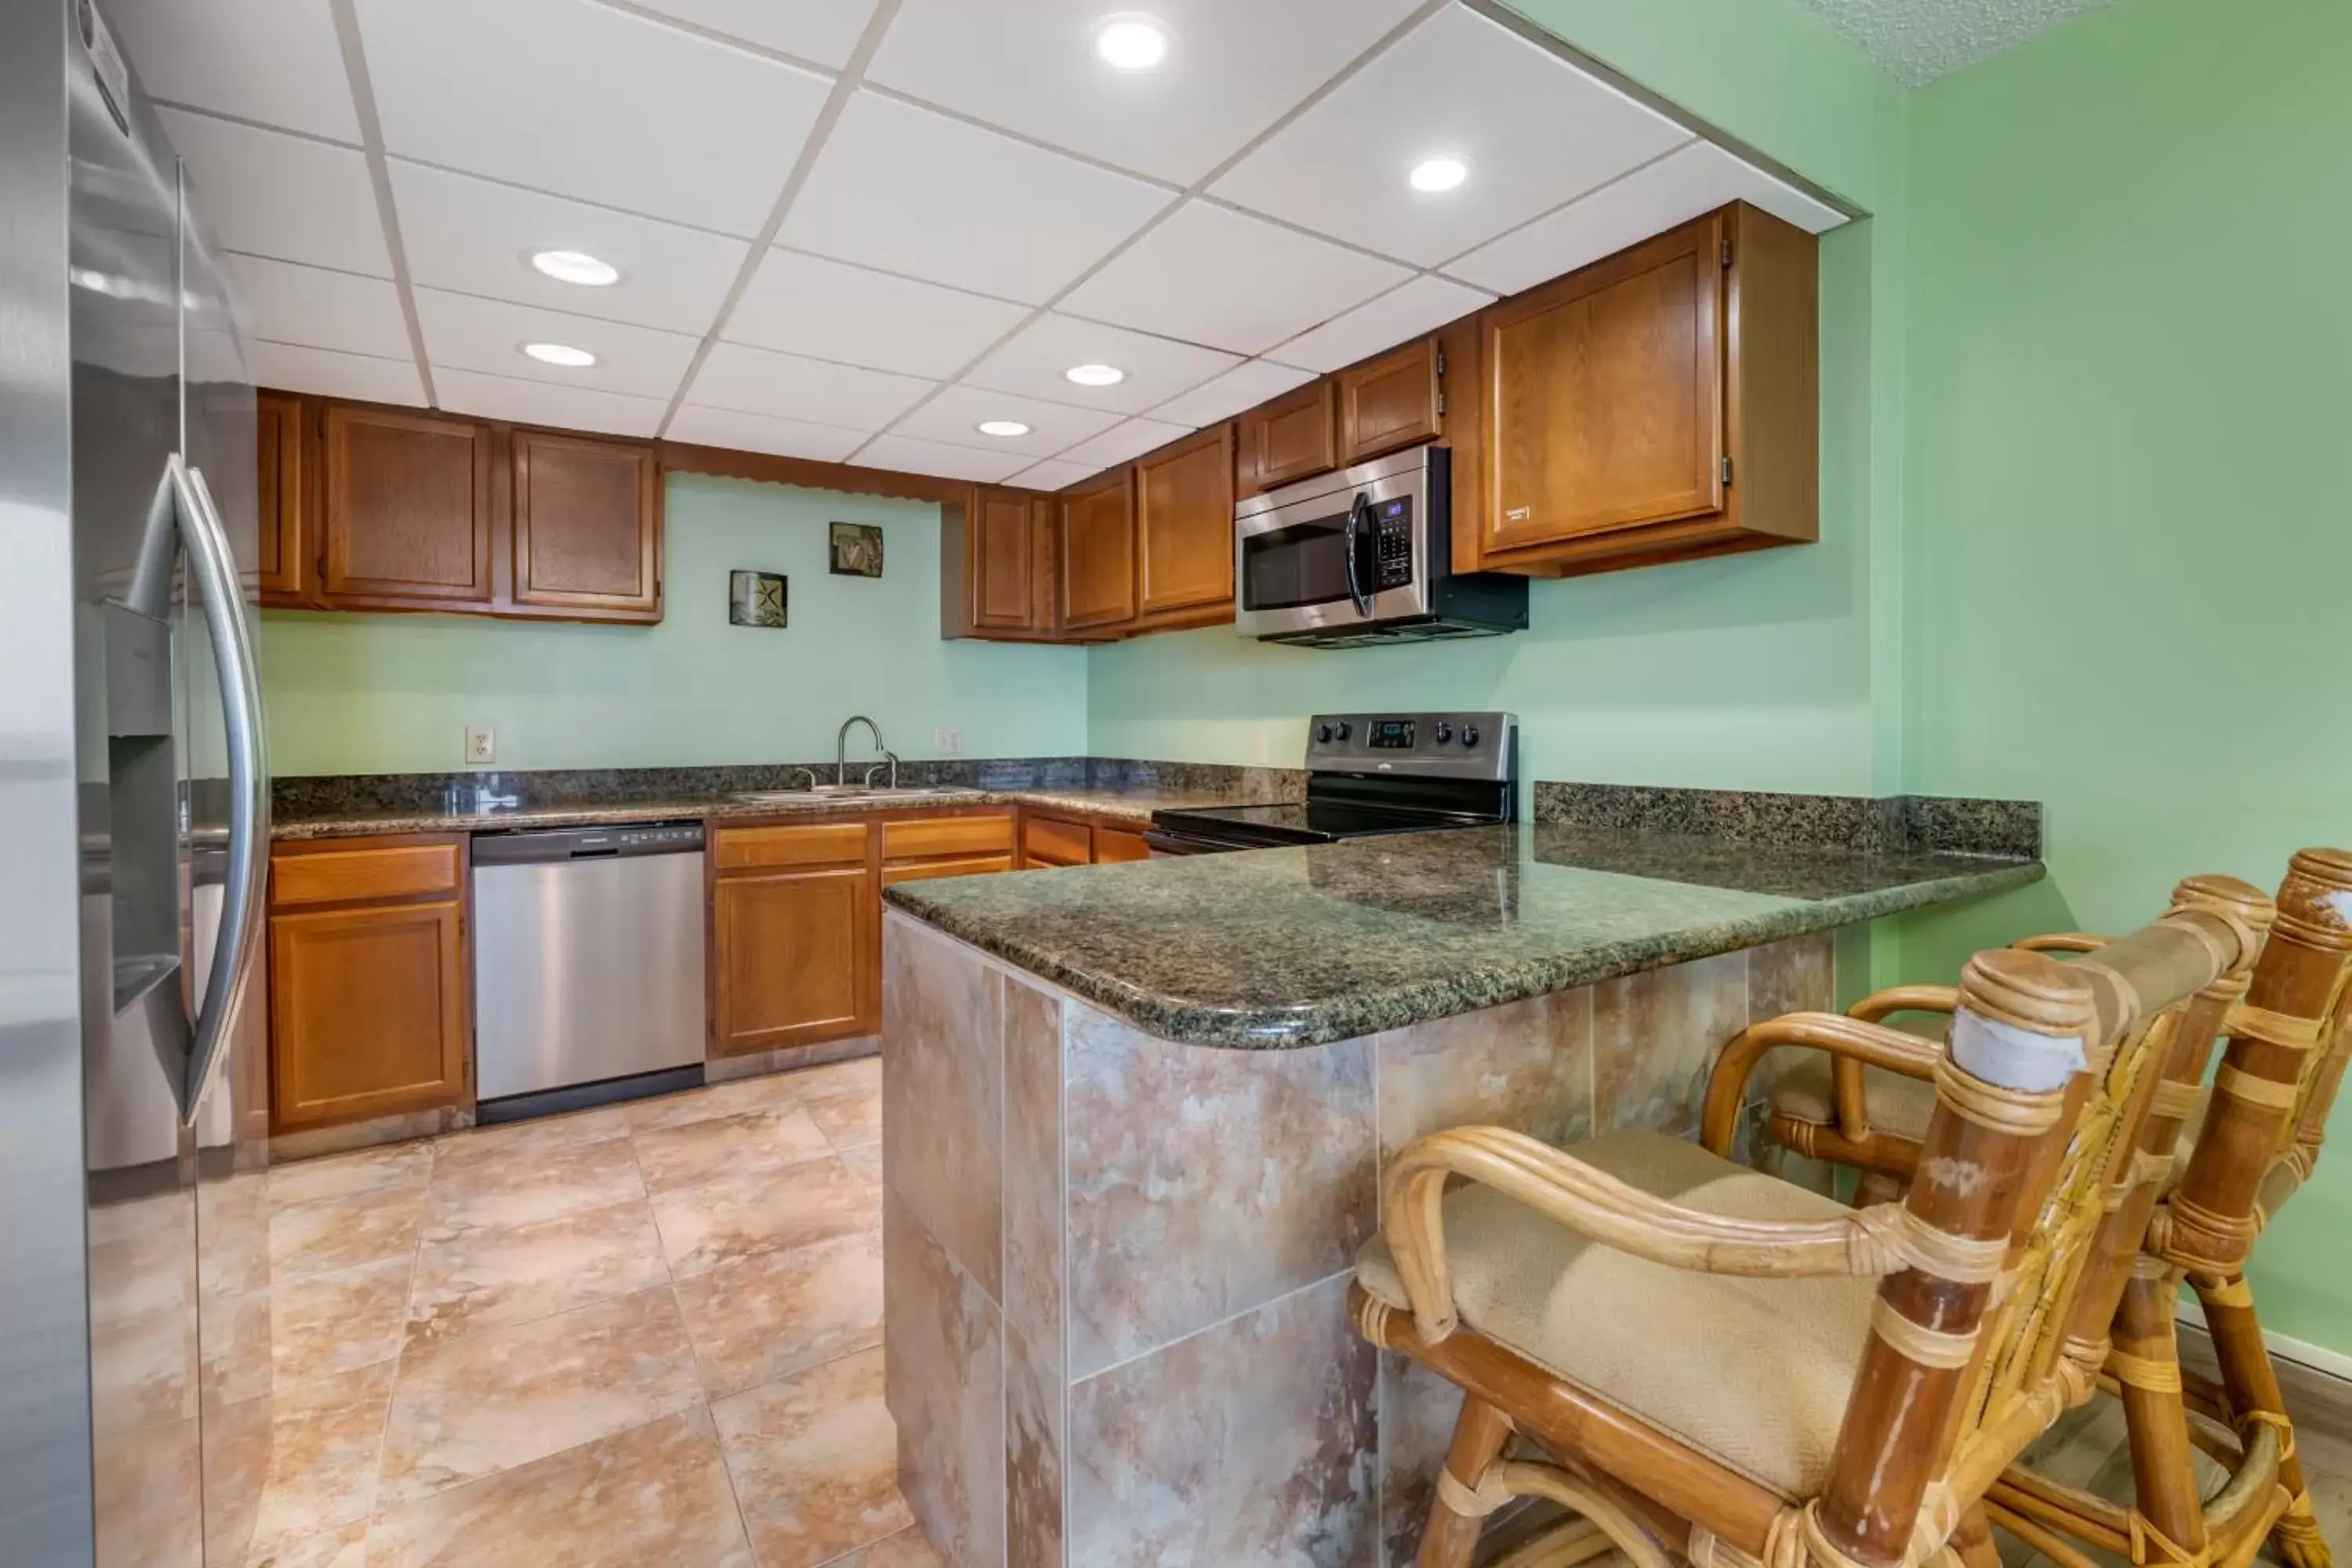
[[729, 570, 787, 628], [829, 521, 884, 579]]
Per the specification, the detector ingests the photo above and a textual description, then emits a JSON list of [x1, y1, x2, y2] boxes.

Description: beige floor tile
[[713, 1347, 911, 1568], [267, 1142, 434, 1210], [407, 1195, 670, 1346], [236, 1361, 398, 1559], [793, 1059, 883, 1152], [368, 1407, 754, 1568], [673, 1228, 883, 1399], [626, 1073, 806, 1134], [424, 1134, 646, 1236], [650, 1156, 880, 1279], [377, 1285, 704, 1508], [824, 1528, 945, 1567], [243, 1519, 368, 1567], [270, 1254, 415, 1383], [433, 1104, 636, 1169], [631, 1104, 836, 1194], [267, 1186, 426, 1282]]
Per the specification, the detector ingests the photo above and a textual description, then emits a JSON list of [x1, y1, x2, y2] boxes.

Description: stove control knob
[[1433, 720, 1454, 744], [1461, 724, 1481, 748], [1316, 724, 1332, 743], [1334, 720, 1352, 741]]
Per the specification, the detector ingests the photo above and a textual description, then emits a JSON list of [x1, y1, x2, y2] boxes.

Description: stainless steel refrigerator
[[2, 2, 272, 1563]]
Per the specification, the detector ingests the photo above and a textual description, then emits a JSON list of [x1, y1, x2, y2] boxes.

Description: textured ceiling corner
[[1791, 0, 2118, 86]]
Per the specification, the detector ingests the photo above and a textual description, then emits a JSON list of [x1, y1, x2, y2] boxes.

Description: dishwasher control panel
[[612, 824, 703, 852]]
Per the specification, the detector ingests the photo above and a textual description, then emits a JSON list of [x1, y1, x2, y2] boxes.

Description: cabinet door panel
[[1483, 215, 1724, 552], [512, 430, 661, 617], [1059, 472, 1135, 631], [972, 488, 1040, 631], [713, 865, 878, 1054], [1239, 379, 1335, 494], [882, 854, 1014, 885], [270, 900, 466, 1130], [1021, 815, 1092, 867], [1338, 339, 1441, 465], [1136, 425, 1234, 617], [321, 405, 494, 605], [1091, 826, 1151, 863], [256, 390, 309, 604]]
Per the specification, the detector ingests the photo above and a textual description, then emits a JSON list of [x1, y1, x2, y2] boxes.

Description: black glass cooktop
[[1152, 800, 1494, 848]]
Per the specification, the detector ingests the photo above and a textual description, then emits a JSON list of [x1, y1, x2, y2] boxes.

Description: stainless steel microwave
[[1233, 445, 1528, 647]]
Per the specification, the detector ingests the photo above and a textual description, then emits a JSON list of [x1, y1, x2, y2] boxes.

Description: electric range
[[1145, 712, 1517, 854]]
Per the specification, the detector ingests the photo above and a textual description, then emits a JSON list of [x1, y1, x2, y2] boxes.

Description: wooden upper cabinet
[[1476, 202, 1816, 574], [971, 488, 1044, 632], [1059, 470, 1136, 631], [319, 404, 494, 608], [1337, 339, 1442, 466], [255, 390, 310, 607], [1135, 424, 1235, 619], [1238, 379, 1336, 495], [510, 429, 662, 620]]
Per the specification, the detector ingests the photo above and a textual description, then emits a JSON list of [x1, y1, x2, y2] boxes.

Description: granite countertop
[[270, 786, 1237, 840], [881, 823, 2045, 1049]]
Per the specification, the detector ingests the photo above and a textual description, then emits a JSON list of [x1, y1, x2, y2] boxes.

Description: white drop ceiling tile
[[1006, 457, 1100, 492], [108, 0, 359, 141], [1053, 417, 1193, 470], [223, 252, 413, 361], [1059, 201, 1409, 355], [688, 341, 936, 429], [1264, 275, 1490, 374], [851, 434, 1030, 485], [431, 368, 669, 437], [354, 0, 830, 237], [964, 314, 1240, 418], [1145, 358, 1318, 426], [158, 108, 391, 278], [1443, 141, 1847, 297], [622, 0, 881, 67], [724, 250, 1029, 380], [412, 289, 699, 398], [1210, 5, 1693, 269], [389, 161, 750, 334], [246, 341, 425, 405], [779, 91, 1171, 307], [866, 0, 1425, 186], [665, 405, 872, 463], [891, 385, 1121, 459]]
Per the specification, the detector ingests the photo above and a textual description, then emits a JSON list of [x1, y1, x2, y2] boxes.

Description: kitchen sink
[[731, 785, 982, 805]]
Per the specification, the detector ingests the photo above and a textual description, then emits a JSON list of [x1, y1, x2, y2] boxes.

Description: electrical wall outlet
[[464, 724, 496, 765], [934, 726, 963, 755]]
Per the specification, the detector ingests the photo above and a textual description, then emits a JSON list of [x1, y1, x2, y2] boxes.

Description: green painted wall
[[1888, 0, 2352, 1356], [260, 475, 1089, 775]]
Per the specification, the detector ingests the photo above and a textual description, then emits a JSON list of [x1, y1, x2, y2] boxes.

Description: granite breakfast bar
[[874, 825, 2043, 1567]]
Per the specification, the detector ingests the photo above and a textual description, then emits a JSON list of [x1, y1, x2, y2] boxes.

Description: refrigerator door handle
[[161, 455, 270, 1127]]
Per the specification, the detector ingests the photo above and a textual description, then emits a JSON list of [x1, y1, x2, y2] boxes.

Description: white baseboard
[[2174, 1298, 2352, 1385]]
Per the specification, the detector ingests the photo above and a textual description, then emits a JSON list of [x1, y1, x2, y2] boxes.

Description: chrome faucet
[[837, 715, 886, 787]]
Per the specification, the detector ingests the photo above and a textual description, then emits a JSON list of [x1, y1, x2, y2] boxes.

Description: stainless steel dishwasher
[[471, 821, 707, 1121]]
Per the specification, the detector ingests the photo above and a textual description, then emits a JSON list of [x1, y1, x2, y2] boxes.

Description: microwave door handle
[[1343, 492, 1374, 617], [162, 456, 270, 1127]]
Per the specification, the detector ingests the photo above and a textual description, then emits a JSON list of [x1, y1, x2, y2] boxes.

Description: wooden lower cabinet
[[267, 834, 469, 1133], [712, 863, 879, 1054], [1093, 826, 1152, 863], [1020, 813, 1094, 869]]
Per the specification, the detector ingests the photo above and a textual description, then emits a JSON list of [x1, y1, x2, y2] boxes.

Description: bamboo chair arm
[[1698, 1011, 1945, 1157], [1381, 1124, 1920, 1342]]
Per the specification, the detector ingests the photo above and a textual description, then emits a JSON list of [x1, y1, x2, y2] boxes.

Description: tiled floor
[[223, 1056, 934, 1568]]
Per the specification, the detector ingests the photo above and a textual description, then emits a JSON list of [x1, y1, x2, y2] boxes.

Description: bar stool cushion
[[1769, 1058, 1941, 1142], [1356, 1130, 1877, 1500]]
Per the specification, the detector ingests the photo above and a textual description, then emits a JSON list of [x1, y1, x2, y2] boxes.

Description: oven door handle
[[1343, 491, 1374, 618]]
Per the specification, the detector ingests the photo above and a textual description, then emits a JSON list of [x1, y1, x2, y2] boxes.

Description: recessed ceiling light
[[1409, 157, 1470, 193], [1063, 363, 1126, 387], [529, 249, 619, 287], [976, 419, 1033, 438], [522, 342, 597, 368], [1094, 14, 1169, 71]]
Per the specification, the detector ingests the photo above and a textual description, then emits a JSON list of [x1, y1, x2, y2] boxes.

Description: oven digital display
[[1369, 720, 1416, 749]]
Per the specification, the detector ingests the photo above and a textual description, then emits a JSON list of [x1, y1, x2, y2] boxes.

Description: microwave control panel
[[1370, 498, 1414, 589]]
